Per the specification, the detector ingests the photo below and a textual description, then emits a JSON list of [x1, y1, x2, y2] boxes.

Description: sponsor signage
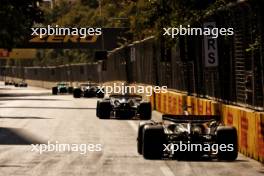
[[203, 22, 218, 67], [9, 28, 129, 50]]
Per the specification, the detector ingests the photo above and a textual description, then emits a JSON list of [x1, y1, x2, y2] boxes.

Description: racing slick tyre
[[73, 88, 82, 98], [142, 124, 165, 159], [68, 87, 73, 94], [216, 126, 238, 161], [137, 121, 153, 155], [96, 101, 111, 119], [4, 82, 8, 86], [138, 102, 152, 120], [52, 87, 58, 95], [15, 83, 18, 87], [96, 101, 100, 117]]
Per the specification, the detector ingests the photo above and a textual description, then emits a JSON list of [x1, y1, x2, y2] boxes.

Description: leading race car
[[96, 94, 152, 120], [52, 82, 73, 95], [73, 82, 104, 98], [137, 114, 238, 161], [14, 80, 28, 87]]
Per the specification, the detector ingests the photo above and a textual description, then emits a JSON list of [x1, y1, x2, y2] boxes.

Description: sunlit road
[[0, 82, 263, 176]]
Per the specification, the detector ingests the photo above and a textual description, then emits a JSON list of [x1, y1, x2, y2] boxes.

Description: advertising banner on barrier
[[256, 113, 264, 162], [156, 93, 161, 112], [239, 110, 256, 158], [161, 93, 167, 113]]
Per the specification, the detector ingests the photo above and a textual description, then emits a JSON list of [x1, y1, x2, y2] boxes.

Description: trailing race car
[[96, 94, 152, 120], [137, 114, 238, 161], [14, 80, 28, 87], [73, 82, 104, 98], [52, 82, 73, 95], [4, 80, 15, 86]]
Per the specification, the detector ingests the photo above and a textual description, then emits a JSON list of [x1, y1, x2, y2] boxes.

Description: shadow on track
[[0, 116, 52, 120], [0, 106, 96, 110], [0, 92, 51, 97], [0, 127, 44, 145], [0, 98, 65, 101]]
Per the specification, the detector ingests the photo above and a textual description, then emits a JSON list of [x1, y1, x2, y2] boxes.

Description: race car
[[4, 80, 15, 86], [137, 114, 238, 161], [96, 94, 152, 120], [73, 82, 104, 98], [52, 82, 73, 95], [14, 80, 28, 87]]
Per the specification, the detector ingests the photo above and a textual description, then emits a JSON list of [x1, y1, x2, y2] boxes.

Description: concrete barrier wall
[[153, 91, 264, 163]]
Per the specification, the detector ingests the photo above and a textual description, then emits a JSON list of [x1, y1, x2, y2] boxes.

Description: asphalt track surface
[[0, 82, 263, 176]]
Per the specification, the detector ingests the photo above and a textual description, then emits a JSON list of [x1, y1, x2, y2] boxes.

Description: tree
[[0, 0, 43, 50], [81, 0, 99, 9]]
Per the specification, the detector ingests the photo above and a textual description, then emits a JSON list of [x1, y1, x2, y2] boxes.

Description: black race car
[[73, 82, 104, 98], [4, 80, 15, 86], [96, 94, 152, 120], [14, 80, 28, 87], [137, 114, 238, 161], [52, 82, 73, 95]]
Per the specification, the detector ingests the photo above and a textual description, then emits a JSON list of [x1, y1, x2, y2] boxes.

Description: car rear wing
[[162, 114, 221, 123]]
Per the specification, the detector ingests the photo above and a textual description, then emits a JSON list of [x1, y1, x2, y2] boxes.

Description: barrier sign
[[203, 22, 218, 67], [130, 47, 136, 62]]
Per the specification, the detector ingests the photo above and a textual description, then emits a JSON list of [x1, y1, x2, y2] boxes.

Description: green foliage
[[33, 0, 262, 66], [81, 0, 99, 8], [0, 0, 43, 50]]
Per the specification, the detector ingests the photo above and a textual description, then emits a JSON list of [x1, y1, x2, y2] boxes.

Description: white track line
[[160, 166, 175, 176]]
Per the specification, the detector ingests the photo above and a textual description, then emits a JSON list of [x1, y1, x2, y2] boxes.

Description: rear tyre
[[216, 126, 238, 161], [142, 125, 165, 159], [96, 101, 111, 119], [15, 83, 18, 87], [138, 102, 152, 120], [52, 87, 58, 95], [73, 88, 82, 98], [137, 121, 153, 155]]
